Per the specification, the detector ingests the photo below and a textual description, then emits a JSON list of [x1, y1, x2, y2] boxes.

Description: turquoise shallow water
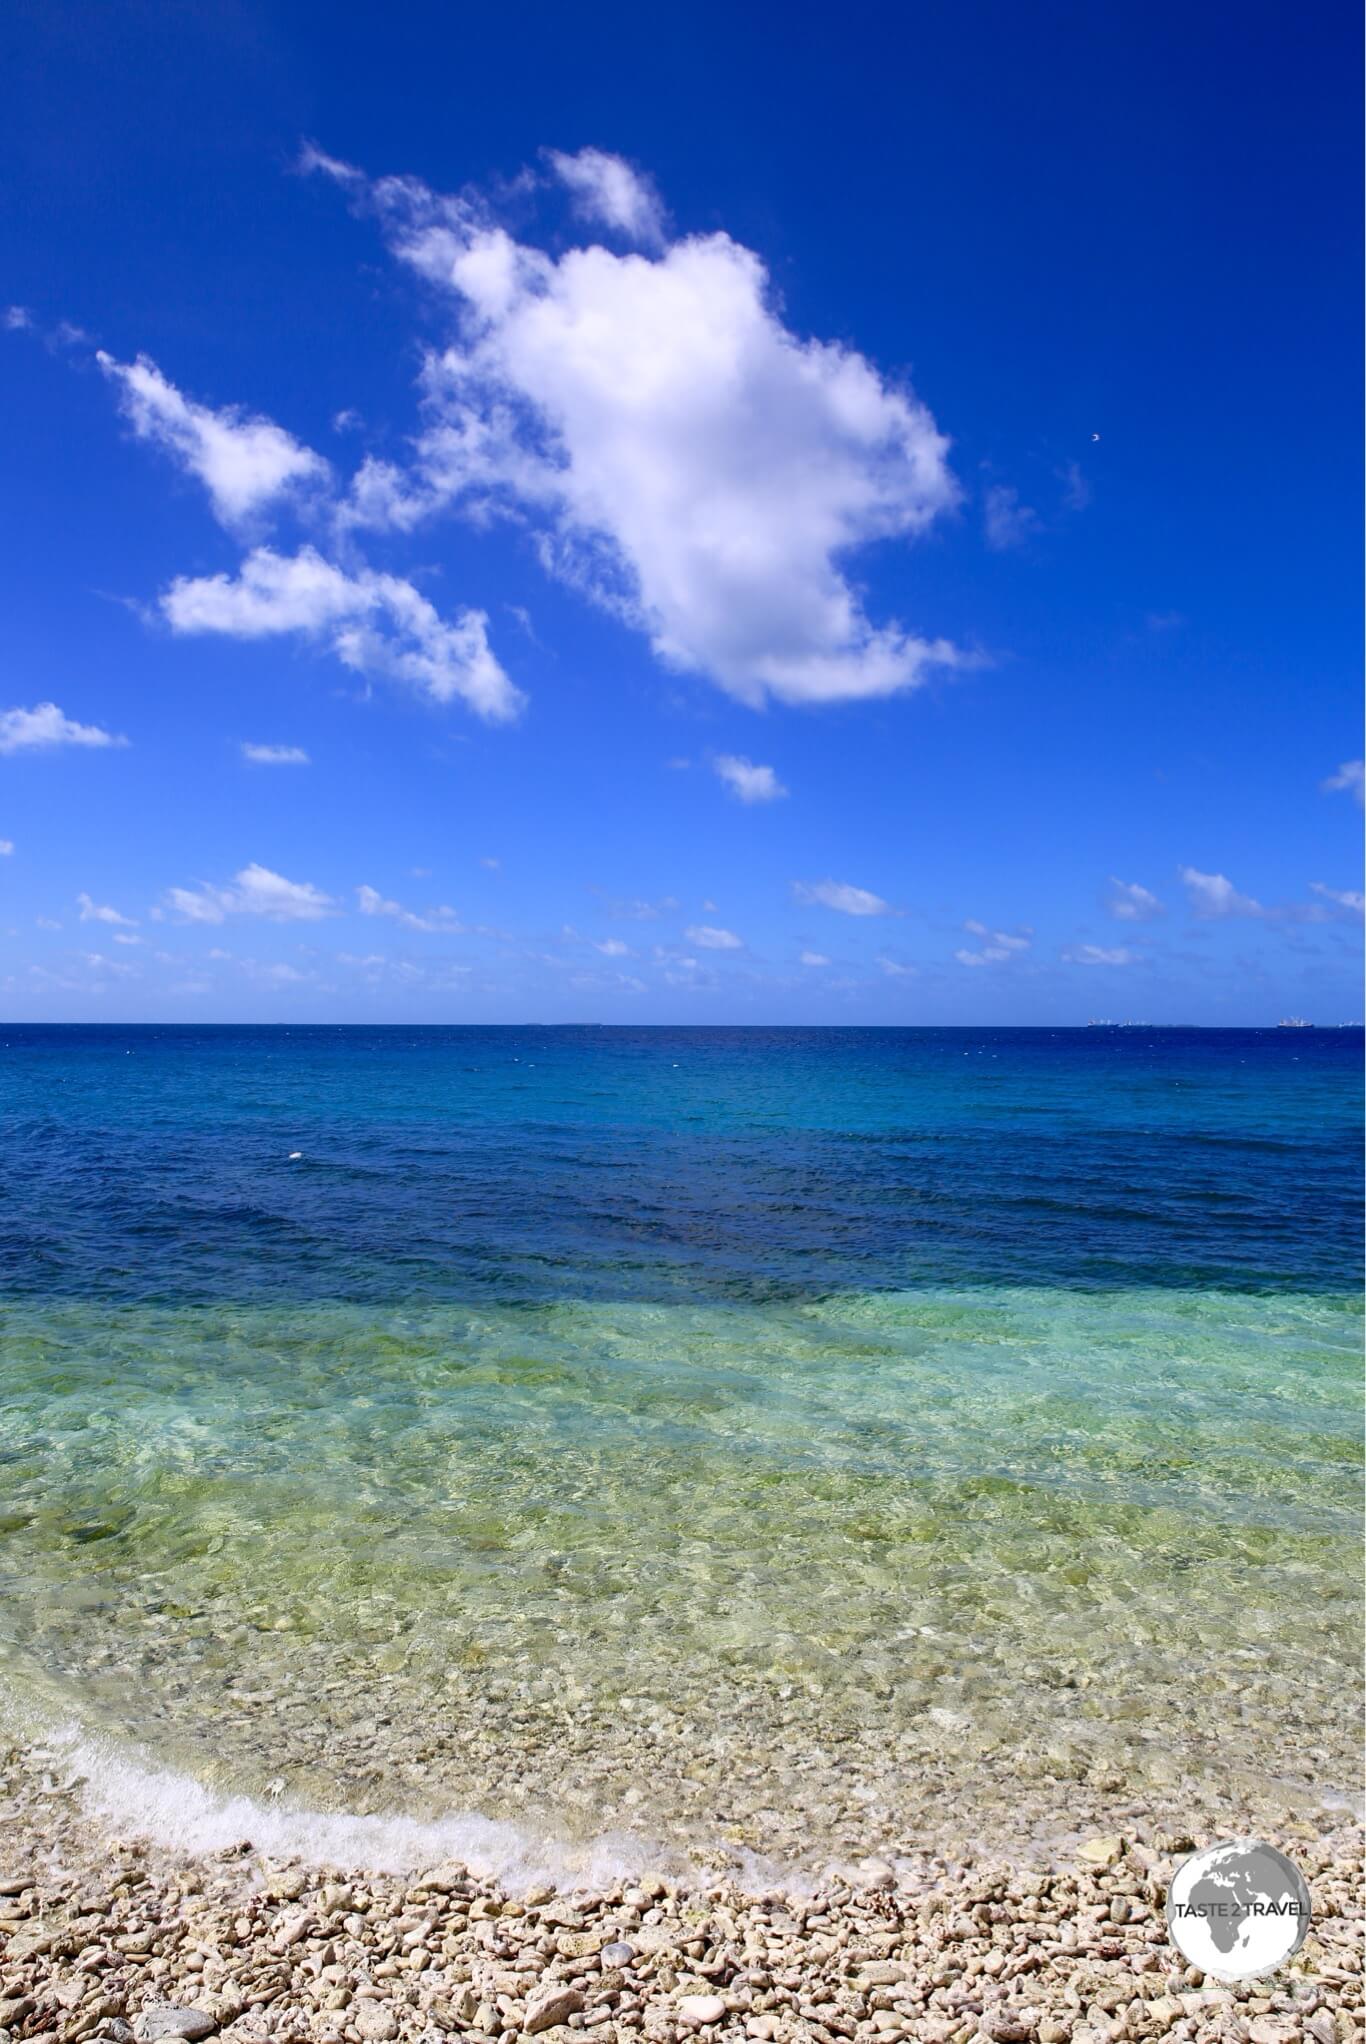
[[0, 1027, 1360, 1873]]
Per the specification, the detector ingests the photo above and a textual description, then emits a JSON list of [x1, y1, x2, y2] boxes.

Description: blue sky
[[1, 0, 1360, 1023]]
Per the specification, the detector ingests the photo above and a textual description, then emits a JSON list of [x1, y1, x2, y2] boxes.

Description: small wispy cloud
[[356, 884, 463, 934], [242, 742, 310, 765], [1321, 759, 1364, 806], [164, 863, 337, 924], [163, 546, 522, 724], [956, 918, 1032, 967], [600, 893, 680, 921], [77, 892, 138, 927], [983, 483, 1039, 552], [1063, 943, 1137, 966], [546, 147, 667, 247], [792, 879, 892, 916], [1107, 878, 1164, 922], [799, 950, 830, 967], [1309, 882, 1365, 917], [243, 959, 315, 985], [713, 754, 788, 804], [1178, 867, 1265, 919], [97, 350, 329, 529], [1058, 461, 1091, 511], [684, 924, 743, 950], [77, 950, 139, 979], [0, 702, 128, 755]]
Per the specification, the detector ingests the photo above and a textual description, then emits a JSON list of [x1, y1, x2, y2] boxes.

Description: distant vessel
[[1277, 1017, 1315, 1029]]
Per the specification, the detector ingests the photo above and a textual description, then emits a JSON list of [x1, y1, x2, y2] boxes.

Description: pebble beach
[[1, 1742, 1361, 2044]]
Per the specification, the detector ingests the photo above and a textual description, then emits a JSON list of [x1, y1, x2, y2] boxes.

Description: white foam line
[[0, 1657, 819, 1896], [38, 1718, 675, 1891]]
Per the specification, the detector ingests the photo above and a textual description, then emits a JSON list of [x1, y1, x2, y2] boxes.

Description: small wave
[[1, 1666, 809, 1895], [32, 1718, 675, 1891]]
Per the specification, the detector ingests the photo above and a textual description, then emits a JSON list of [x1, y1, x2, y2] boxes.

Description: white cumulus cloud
[[800, 950, 830, 967], [0, 702, 128, 754], [713, 754, 788, 803], [162, 546, 521, 722], [165, 862, 337, 923], [685, 924, 743, 950], [317, 151, 963, 708], [97, 351, 328, 528], [792, 879, 891, 916]]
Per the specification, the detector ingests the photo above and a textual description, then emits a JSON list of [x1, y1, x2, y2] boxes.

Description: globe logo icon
[[1166, 1840, 1312, 1980]]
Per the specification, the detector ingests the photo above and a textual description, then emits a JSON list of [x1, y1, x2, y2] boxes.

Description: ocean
[[1, 1025, 1360, 1884]]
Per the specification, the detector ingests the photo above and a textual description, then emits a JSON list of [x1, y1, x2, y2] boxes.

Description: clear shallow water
[[0, 1027, 1361, 1875]]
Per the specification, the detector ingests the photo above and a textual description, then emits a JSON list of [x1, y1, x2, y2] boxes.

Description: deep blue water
[[2, 1025, 1360, 1303]]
